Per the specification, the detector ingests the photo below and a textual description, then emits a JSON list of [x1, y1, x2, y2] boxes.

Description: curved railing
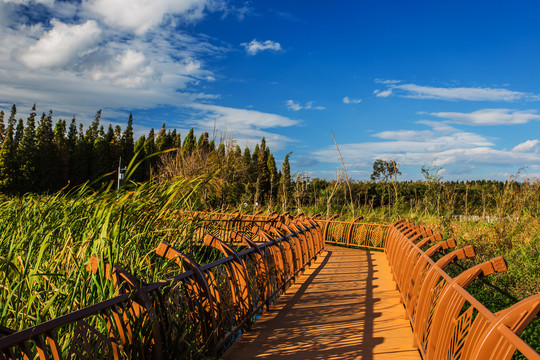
[[1, 213, 538, 360], [386, 219, 540, 360], [0, 214, 322, 359], [318, 216, 389, 250]]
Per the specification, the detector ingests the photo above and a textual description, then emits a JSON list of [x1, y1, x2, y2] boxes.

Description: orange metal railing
[[386, 219, 540, 360], [1, 213, 538, 359], [0, 213, 323, 359], [318, 216, 389, 250]]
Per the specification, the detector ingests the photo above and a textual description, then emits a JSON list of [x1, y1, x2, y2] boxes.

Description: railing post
[[322, 215, 338, 245], [345, 216, 363, 247], [87, 256, 164, 359], [155, 243, 218, 350]]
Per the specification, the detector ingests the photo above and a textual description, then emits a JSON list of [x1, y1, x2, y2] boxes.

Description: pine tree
[[121, 113, 134, 165], [133, 135, 147, 181], [18, 104, 38, 193], [36, 110, 59, 192], [182, 128, 195, 156], [255, 138, 270, 204], [14, 118, 24, 146], [267, 152, 278, 206], [85, 109, 101, 144], [91, 125, 111, 181], [54, 119, 69, 187], [0, 110, 5, 144], [67, 117, 78, 152], [155, 123, 168, 152], [279, 152, 292, 210], [197, 132, 209, 153], [67, 117, 79, 185], [143, 129, 156, 178], [0, 116, 18, 193]]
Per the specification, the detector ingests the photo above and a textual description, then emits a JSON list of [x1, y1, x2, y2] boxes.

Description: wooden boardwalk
[[222, 245, 420, 360]]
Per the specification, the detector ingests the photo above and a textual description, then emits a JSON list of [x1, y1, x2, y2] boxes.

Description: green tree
[[143, 129, 156, 178], [14, 118, 24, 146], [91, 126, 111, 181], [0, 110, 5, 144], [254, 138, 270, 204], [121, 113, 134, 165], [370, 159, 401, 208], [36, 110, 59, 191], [267, 152, 278, 207], [0, 113, 18, 193], [18, 104, 38, 193], [182, 128, 195, 156], [197, 132, 209, 153], [54, 119, 69, 187], [279, 152, 292, 210]]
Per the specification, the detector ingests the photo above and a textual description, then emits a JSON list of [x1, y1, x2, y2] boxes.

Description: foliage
[[0, 174, 216, 331]]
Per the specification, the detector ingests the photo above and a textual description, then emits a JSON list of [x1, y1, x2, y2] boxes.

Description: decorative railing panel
[[319, 217, 389, 250], [0, 213, 322, 359]]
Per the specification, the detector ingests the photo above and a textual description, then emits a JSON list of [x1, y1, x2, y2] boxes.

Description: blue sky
[[1, 0, 540, 181]]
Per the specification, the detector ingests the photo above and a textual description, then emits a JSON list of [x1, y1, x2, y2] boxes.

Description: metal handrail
[[385, 221, 540, 360], [0, 213, 323, 359]]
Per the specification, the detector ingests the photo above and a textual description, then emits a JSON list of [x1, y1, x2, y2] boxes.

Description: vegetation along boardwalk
[[222, 245, 420, 360], [1, 213, 539, 359]]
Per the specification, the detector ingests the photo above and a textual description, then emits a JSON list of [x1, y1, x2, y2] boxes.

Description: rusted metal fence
[[0, 214, 323, 359]]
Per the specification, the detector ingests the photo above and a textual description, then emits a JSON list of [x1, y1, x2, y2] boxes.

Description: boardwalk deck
[[222, 245, 421, 360]]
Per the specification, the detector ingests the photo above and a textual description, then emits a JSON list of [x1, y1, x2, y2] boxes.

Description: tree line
[[1, 104, 537, 217], [0, 105, 293, 208]]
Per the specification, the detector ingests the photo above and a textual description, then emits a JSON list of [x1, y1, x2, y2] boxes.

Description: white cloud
[[2, 0, 53, 4], [374, 81, 538, 101], [343, 96, 361, 104], [374, 79, 401, 84], [84, 0, 211, 34], [512, 139, 539, 152], [241, 39, 282, 55], [18, 19, 102, 69], [373, 89, 392, 98], [89, 49, 155, 88], [312, 122, 540, 175], [430, 109, 540, 125], [285, 100, 324, 111], [187, 103, 300, 150], [286, 100, 301, 111], [0, 0, 224, 128]]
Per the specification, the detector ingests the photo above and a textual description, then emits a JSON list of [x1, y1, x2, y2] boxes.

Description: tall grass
[[0, 176, 214, 331]]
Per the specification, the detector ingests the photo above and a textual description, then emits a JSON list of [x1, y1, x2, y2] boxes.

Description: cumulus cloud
[[430, 109, 540, 125], [512, 139, 539, 152], [241, 39, 282, 55], [84, 0, 211, 34], [89, 49, 155, 88], [285, 100, 324, 111], [18, 19, 102, 69], [343, 96, 361, 104], [0, 0, 226, 128], [373, 81, 539, 101]]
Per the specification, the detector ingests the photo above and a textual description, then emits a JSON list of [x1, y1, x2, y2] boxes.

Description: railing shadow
[[222, 248, 390, 360]]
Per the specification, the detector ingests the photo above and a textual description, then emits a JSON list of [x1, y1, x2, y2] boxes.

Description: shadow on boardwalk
[[222, 246, 420, 360]]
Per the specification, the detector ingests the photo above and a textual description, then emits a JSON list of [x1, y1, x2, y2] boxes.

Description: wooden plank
[[222, 246, 420, 360]]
